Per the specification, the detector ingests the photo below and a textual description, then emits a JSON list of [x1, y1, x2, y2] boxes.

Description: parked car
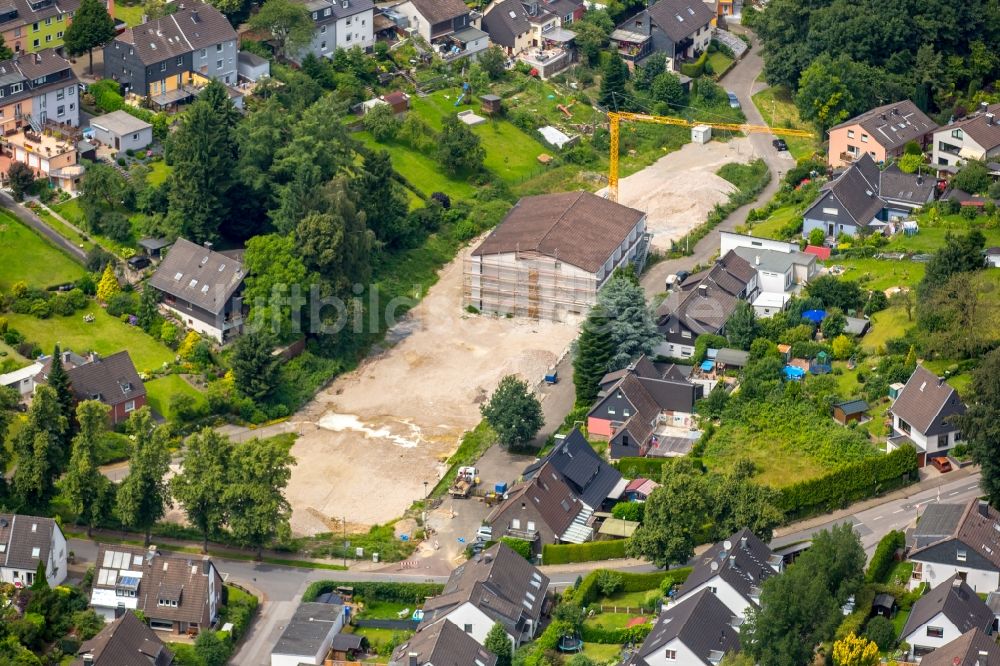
[[930, 456, 952, 473], [772, 138, 789, 152], [727, 92, 740, 109], [127, 255, 151, 270]]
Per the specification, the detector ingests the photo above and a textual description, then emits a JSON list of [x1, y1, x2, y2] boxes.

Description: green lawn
[[29, 203, 93, 252], [824, 258, 926, 291], [921, 359, 973, 397], [707, 50, 735, 78], [356, 131, 476, 201], [596, 588, 658, 609], [356, 599, 415, 620], [749, 203, 800, 240], [145, 375, 207, 420], [0, 212, 83, 290], [52, 199, 84, 226], [885, 224, 1000, 254], [862, 306, 912, 354], [146, 161, 172, 186], [0, 340, 30, 372], [584, 612, 652, 631], [6, 309, 174, 373], [752, 85, 819, 161], [114, 2, 144, 26], [581, 642, 624, 664]]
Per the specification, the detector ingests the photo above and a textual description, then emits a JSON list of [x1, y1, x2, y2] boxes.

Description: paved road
[[0, 190, 87, 263], [641, 27, 795, 296]]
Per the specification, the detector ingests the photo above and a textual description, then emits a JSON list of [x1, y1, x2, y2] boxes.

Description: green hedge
[[679, 51, 708, 78], [569, 568, 692, 607], [303, 580, 444, 604], [777, 445, 918, 520], [867, 530, 905, 583], [543, 539, 626, 564], [88, 80, 169, 141], [501, 537, 532, 561], [580, 622, 652, 644], [612, 457, 669, 479]]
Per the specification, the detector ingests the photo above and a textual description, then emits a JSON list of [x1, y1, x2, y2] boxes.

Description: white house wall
[[719, 232, 798, 255], [676, 577, 750, 620], [909, 561, 998, 593], [162, 304, 226, 343], [443, 603, 518, 647], [903, 611, 962, 656], [642, 636, 706, 666], [392, 1, 432, 41]]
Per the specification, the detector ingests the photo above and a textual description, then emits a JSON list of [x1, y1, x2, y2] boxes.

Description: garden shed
[[89, 110, 153, 153]]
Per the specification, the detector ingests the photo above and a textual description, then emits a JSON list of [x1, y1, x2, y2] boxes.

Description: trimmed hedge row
[[569, 568, 692, 607], [581, 622, 652, 645], [543, 539, 626, 564], [866, 530, 905, 583], [303, 581, 444, 604], [777, 445, 918, 521]]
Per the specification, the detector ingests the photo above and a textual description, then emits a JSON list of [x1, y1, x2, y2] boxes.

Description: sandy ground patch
[[599, 137, 757, 252], [284, 242, 579, 536]]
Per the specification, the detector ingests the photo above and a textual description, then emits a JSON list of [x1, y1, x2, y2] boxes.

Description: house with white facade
[[0, 361, 43, 398], [887, 365, 966, 467], [672, 528, 783, 619], [909, 500, 1000, 594], [391, 620, 498, 666], [900, 576, 994, 659], [297, 0, 375, 62], [0, 513, 68, 587], [622, 589, 741, 666], [917, 628, 1000, 666], [719, 232, 817, 317], [419, 542, 548, 648], [391, 0, 488, 60], [932, 102, 1000, 172], [271, 602, 346, 666]]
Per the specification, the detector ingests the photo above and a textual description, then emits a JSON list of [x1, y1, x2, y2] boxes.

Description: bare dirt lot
[[599, 137, 757, 252], [284, 242, 580, 536]]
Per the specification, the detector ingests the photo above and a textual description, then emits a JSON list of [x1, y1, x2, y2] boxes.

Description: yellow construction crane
[[607, 111, 815, 202]]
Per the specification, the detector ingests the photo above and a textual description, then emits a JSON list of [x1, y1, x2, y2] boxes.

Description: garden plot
[[284, 240, 579, 535]]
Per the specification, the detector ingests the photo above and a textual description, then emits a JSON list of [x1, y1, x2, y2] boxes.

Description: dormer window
[[957, 549, 967, 562]]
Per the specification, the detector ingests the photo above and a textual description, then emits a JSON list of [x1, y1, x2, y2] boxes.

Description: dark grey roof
[[715, 348, 749, 367], [0, 49, 77, 107], [116, 3, 236, 66], [482, 0, 529, 47], [911, 500, 1000, 570], [879, 166, 935, 205], [626, 589, 739, 666], [890, 365, 965, 436], [873, 593, 896, 610], [329, 0, 374, 18], [488, 461, 584, 539], [523, 428, 623, 509], [835, 399, 870, 416], [391, 619, 497, 666], [73, 611, 173, 666], [405, 0, 469, 25], [677, 528, 780, 608], [919, 629, 1000, 666], [91, 110, 152, 136], [272, 602, 344, 658], [808, 154, 884, 228], [139, 237, 172, 251], [66, 351, 145, 404], [238, 51, 267, 67], [830, 100, 938, 152], [901, 576, 993, 640], [646, 0, 714, 43], [331, 632, 364, 651], [731, 246, 816, 274], [0, 0, 75, 33], [149, 238, 245, 315], [843, 316, 870, 336], [0, 513, 60, 572]]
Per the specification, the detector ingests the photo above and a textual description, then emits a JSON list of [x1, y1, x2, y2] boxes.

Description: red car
[[930, 457, 952, 473]]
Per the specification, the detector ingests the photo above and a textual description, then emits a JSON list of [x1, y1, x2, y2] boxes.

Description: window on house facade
[[847, 130, 854, 138], [324, 7, 330, 14], [45, 17, 50, 24], [32, 22, 38, 31], [56, 105, 64, 116], [898, 418, 911, 434], [321, 24, 326, 33], [57, 89, 64, 101], [200, 48, 206, 57], [56, 31, 62, 37], [32, 39, 38, 47], [952, 129, 963, 140], [957, 549, 967, 562], [927, 626, 944, 638], [11, 83, 22, 93], [216, 59, 222, 68], [160, 62, 166, 71], [68, 85, 74, 95], [176, 56, 183, 66], [861, 133, 869, 143], [125, 400, 136, 412], [216, 43, 223, 51], [321, 41, 327, 49], [44, 34, 50, 42], [664, 651, 677, 660]]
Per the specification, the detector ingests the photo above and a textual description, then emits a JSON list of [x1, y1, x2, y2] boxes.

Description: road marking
[[871, 515, 883, 520], [949, 491, 961, 496], [893, 509, 905, 514]]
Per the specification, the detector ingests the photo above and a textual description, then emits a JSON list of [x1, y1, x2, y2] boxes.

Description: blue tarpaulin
[[700, 360, 715, 372], [784, 365, 806, 380], [802, 309, 827, 324]]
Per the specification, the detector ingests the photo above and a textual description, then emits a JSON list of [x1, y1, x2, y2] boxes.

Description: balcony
[[505, 527, 540, 541]]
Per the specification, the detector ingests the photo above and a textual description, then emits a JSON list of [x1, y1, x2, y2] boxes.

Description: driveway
[[641, 27, 793, 296]]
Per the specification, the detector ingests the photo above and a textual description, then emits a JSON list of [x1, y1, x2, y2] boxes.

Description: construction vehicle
[[449, 466, 480, 498], [606, 111, 815, 203]]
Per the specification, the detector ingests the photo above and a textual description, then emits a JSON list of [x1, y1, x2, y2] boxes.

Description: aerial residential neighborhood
[[0, 0, 999, 663]]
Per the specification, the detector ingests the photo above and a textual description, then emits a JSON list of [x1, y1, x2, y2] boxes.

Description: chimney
[[698, 284, 708, 297], [191, 9, 199, 21], [755, 255, 760, 266], [740, 535, 748, 549], [33, 52, 39, 64], [980, 101, 989, 114], [892, 108, 899, 115], [408, 653, 419, 666], [953, 577, 963, 589], [980, 499, 990, 517], [203, 241, 213, 251], [987, 113, 995, 126]]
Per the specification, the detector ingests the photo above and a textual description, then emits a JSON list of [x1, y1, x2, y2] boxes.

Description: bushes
[[543, 539, 627, 564], [580, 622, 652, 645], [679, 51, 709, 78], [613, 457, 669, 479], [566, 568, 692, 607], [777, 445, 919, 520], [867, 530, 905, 583], [303, 580, 444, 604], [500, 537, 532, 561], [865, 615, 896, 650]]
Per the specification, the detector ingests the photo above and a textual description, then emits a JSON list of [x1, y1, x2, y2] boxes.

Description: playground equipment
[[454, 81, 471, 106], [558, 103, 572, 118]]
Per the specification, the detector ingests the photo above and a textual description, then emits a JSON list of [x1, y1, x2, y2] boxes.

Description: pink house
[[827, 100, 937, 168]]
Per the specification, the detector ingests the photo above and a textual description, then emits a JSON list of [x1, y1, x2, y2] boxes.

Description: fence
[[597, 605, 655, 615], [353, 619, 420, 631]]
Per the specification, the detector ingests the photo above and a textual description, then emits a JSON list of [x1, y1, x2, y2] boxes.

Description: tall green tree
[[485, 622, 513, 666], [573, 307, 614, 405], [356, 150, 410, 249], [726, 301, 757, 350], [172, 429, 233, 553], [115, 408, 171, 546], [249, 0, 313, 60], [12, 386, 68, 509], [46, 344, 75, 442], [64, 401, 110, 537], [597, 273, 660, 370], [300, 176, 374, 297], [230, 330, 279, 401], [222, 437, 295, 559], [166, 99, 237, 242], [599, 54, 628, 108], [62, 0, 116, 74], [712, 459, 783, 541], [918, 229, 986, 297], [242, 233, 314, 342], [958, 349, 1000, 507], [0, 34, 12, 60], [136, 286, 160, 334], [436, 116, 485, 175], [480, 375, 544, 447], [0, 385, 18, 495]]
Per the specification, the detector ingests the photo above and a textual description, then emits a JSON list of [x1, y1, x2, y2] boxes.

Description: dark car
[[772, 138, 789, 152], [127, 255, 151, 270]]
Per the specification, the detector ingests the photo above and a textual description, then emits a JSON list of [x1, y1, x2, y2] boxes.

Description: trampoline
[[802, 309, 827, 324], [784, 365, 806, 380], [558, 634, 583, 653], [700, 360, 715, 372]]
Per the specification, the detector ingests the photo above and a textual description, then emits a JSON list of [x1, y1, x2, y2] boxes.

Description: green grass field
[[146, 161, 172, 186], [752, 85, 818, 161], [581, 642, 624, 664], [52, 199, 84, 226], [596, 587, 658, 608], [0, 213, 83, 290], [113, 2, 144, 26], [707, 50, 735, 78], [356, 131, 476, 201], [885, 225, 1000, 254], [749, 203, 800, 240], [862, 306, 912, 353], [825, 258, 926, 291], [356, 599, 414, 620], [145, 375, 207, 420], [704, 434, 829, 487], [584, 612, 652, 631], [6, 309, 174, 373]]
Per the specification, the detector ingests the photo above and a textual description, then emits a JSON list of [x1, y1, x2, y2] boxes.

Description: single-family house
[[296, 0, 375, 62], [0, 361, 43, 398], [465, 191, 650, 321], [720, 232, 817, 285], [827, 100, 938, 168], [0, 513, 68, 587], [237, 51, 270, 82], [103, 4, 239, 109], [932, 102, 1000, 171], [802, 154, 936, 239], [655, 251, 758, 358], [986, 247, 1000, 268], [90, 544, 223, 635], [419, 542, 549, 647], [72, 610, 174, 666], [887, 365, 966, 467], [482, 0, 533, 54], [149, 238, 246, 343], [481, 0, 575, 77], [908, 500, 1000, 594], [587, 355, 702, 459], [833, 399, 869, 425], [390, 0, 486, 60], [899, 576, 993, 659], [271, 601, 346, 666], [917, 628, 1000, 666], [90, 110, 153, 153], [487, 460, 594, 550], [673, 528, 783, 619], [391, 618, 498, 666], [622, 589, 740, 666], [63, 350, 146, 425], [610, 0, 713, 68], [522, 428, 626, 509]]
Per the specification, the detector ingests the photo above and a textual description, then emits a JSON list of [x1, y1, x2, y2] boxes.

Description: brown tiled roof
[[938, 103, 1000, 152], [487, 462, 583, 539], [66, 350, 145, 406], [73, 611, 173, 666], [918, 628, 1000, 666], [472, 192, 646, 273], [911, 500, 1000, 571], [117, 3, 236, 66], [391, 619, 498, 666], [405, 0, 468, 25], [0, 513, 60, 572], [890, 365, 965, 436], [830, 100, 938, 151]]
